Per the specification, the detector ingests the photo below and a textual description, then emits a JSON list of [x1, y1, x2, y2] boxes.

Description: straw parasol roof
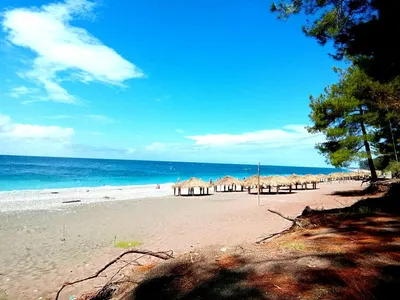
[[302, 174, 319, 183], [266, 176, 293, 187], [288, 174, 302, 184], [242, 175, 260, 187], [174, 177, 211, 189], [214, 176, 242, 186]]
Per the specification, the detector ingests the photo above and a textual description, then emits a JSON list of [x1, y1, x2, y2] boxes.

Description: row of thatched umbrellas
[[172, 171, 371, 196]]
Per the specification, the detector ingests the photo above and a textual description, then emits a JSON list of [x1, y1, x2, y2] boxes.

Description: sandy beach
[[0, 181, 364, 299]]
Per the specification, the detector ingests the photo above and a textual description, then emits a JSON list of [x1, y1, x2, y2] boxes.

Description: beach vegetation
[[114, 240, 143, 249], [271, 0, 400, 176], [308, 67, 379, 179], [270, 0, 400, 84], [279, 241, 307, 251], [385, 161, 400, 178]]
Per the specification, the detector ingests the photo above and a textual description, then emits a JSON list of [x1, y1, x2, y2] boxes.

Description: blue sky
[[0, 0, 343, 167]]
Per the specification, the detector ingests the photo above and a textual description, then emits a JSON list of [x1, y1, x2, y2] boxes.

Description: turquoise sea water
[[0, 155, 345, 191]]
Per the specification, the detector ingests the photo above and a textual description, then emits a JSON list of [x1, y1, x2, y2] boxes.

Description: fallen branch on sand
[[62, 200, 81, 204], [267, 209, 303, 228], [256, 209, 303, 244], [55, 249, 174, 300]]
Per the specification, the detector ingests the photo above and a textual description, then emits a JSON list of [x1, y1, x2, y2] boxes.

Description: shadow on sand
[[127, 182, 400, 300]]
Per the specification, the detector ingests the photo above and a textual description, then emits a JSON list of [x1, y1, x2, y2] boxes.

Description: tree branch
[[256, 209, 304, 244], [267, 209, 300, 225], [55, 249, 173, 300]]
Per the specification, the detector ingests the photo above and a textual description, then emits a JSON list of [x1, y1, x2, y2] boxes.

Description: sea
[[0, 155, 346, 191]]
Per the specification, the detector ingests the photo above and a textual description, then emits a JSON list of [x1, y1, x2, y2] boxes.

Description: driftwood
[[256, 209, 304, 244], [62, 200, 81, 204], [267, 209, 302, 228], [55, 249, 173, 300]]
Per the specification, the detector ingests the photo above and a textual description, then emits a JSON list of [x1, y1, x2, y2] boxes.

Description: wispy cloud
[[67, 143, 132, 155], [45, 114, 114, 123], [145, 142, 166, 151], [88, 131, 104, 135], [0, 114, 74, 140], [9, 85, 39, 98], [126, 148, 135, 154], [185, 124, 322, 149], [2, 0, 144, 103], [176, 129, 184, 133]]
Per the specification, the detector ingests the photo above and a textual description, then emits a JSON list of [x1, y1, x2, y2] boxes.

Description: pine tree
[[308, 67, 378, 179]]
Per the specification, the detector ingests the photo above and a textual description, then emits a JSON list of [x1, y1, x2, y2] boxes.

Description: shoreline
[[0, 183, 174, 212], [0, 182, 176, 194]]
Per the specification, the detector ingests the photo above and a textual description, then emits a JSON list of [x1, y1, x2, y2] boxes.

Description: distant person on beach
[[156, 184, 160, 189]]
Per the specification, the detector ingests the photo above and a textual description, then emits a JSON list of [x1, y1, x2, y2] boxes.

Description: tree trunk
[[359, 109, 378, 180]]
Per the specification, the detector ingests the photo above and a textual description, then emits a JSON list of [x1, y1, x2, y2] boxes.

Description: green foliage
[[114, 240, 143, 249], [359, 156, 390, 171], [280, 241, 307, 251], [271, 1, 399, 177], [357, 206, 376, 215], [385, 161, 400, 178], [270, 0, 400, 83], [308, 67, 378, 178]]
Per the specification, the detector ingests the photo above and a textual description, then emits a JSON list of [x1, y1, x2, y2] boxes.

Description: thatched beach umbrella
[[316, 174, 328, 183], [242, 175, 269, 194], [266, 176, 293, 194], [214, 176, 243, 192], [173, 177, 211, 196], [242, 175, 259, 188], [288, 174, 303, 190], [302, 174, 319, 189]]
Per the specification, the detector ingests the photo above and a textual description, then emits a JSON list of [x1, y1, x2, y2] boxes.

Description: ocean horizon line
[[0, 155, 348, 192], [0, 154, 338, 170]]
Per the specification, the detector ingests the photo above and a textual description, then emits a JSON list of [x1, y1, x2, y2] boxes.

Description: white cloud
[[2, 0, 144, 103], [185, 125, 323, 149], [145, 142, 166, 151], [9, 85, 39, 98], [176, 129, 184, 133], [0, 114, 74, 140], [45, 114, 113, 123], [126, 148, 135, 154]]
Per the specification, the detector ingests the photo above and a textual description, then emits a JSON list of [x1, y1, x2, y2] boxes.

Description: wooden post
[[247, 186, 251, 194], [289, 185, 292, 193], [257, 161, 261, 207], [178, 187, 181, 196]]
